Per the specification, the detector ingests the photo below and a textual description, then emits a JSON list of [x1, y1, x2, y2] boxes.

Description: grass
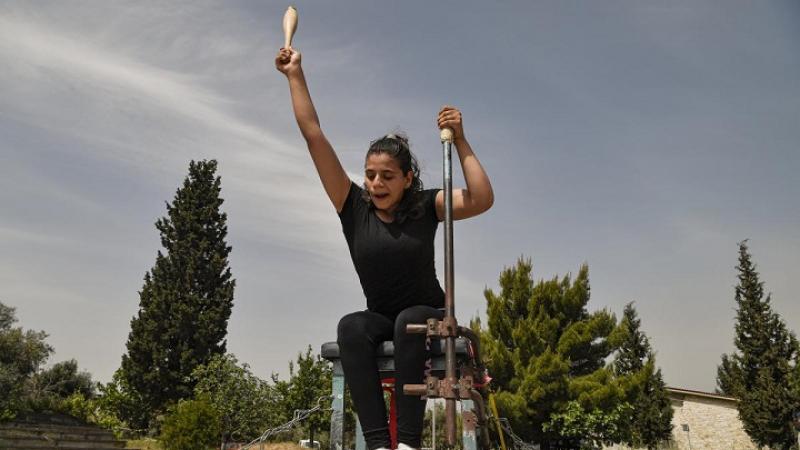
[[125, 440, 305, 450], [125, 438, 163, 450]]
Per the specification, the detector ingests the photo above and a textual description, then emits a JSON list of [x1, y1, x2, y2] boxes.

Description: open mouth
[[373, 193, 390, 200]]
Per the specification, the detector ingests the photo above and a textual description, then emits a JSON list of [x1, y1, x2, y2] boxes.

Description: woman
[[276, 46, 493, 450]]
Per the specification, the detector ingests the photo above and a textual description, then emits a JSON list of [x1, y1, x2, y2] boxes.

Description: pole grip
[[283, 6, 298, 49], [440, 127, 454, 143]]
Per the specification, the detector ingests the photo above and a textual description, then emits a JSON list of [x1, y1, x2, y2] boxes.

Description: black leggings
[[337, 305, 444, 450]]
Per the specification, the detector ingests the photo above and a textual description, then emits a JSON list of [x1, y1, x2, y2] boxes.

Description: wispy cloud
[[0, 11, 353, 263]]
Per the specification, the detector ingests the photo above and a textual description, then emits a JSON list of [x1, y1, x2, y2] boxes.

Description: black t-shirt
[[338, 181, 445, 317]]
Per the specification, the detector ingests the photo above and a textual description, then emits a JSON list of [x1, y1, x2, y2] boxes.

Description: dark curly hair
[[361, 132, 425, 223]]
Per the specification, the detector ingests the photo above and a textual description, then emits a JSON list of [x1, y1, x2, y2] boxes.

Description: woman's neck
[[375, 207, 396, 223]]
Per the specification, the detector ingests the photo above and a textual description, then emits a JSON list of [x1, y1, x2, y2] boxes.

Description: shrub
[[160, 396, 221, 450]]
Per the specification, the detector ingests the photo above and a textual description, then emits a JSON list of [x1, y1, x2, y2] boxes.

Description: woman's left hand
[[437, 105, 465, 140]]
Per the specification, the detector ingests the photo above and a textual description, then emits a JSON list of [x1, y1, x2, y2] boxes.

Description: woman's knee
[[337, 312, 370, 343], [394, 306, 443, 338]]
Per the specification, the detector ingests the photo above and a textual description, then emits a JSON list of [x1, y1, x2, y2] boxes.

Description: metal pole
[[441, 127, 457, 445]]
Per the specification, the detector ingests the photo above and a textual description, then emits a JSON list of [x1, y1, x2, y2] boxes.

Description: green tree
[[423, 401, 463, 450], [716, 353, 744, 398], [0, 301, 53, 420], [478, 258, 625, 449], [24, 359, 96, 413], [96, 368, 149, 435], [544, 400, 632, 449], [58, 392, 127, 434], [613, 303, 650, 374], [160, 395, 222, 450], [281, 346, 333, 446], [27, 359, 94, 399], [716, 241, 799, 448], [192, 353, 277, 444], [120, 160, 235, 429], [612, 303, 673, 449]]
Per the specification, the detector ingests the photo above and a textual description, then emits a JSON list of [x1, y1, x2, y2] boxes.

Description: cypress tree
[[716, 240, 799, 448], [120, 160, 235, 427], [716, 353, 744, 397], [613, 303, 673, 449], [479, 258, 625, 449]]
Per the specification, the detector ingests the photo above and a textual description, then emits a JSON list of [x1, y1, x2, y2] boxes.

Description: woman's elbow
[[485, 196, 494, 213], [479, 190, 494, 214]]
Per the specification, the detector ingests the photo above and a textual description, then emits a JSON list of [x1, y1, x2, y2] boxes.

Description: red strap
[[381, 378, 397, 450]]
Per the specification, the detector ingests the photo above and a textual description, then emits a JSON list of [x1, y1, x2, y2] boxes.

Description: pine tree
[[613, 303, 673, 449], [120, 160, 235, 428], [613, 303, 649, 374], [716, 241, 799, 448], [479, 258, 625, 449]]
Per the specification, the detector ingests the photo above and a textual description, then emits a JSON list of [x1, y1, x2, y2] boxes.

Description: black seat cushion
[[321, 338, 470, 361]]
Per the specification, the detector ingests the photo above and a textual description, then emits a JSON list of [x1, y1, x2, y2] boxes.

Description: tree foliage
[[192, 353, 277, 443], [189, 348, 334, 446], [716, 353, 744, 398], [276, 346, 333, 445], [96, 368, 150, 435], [120, 160, 235, 428], [160, 395, 221, 450], [24, 358, 96, 413], [0, 302, 106, 424], [423, 401, 463, 450], [716, 241, 800, 448], [543, 400, 632, 449], [613, 303, 649, 374], [613, 303, 673, 449], [0, 301, 53, 420], [478, 258, 626, 449], [26, 359, 94, 400]]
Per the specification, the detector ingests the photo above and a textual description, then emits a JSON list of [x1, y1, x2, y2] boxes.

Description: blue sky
[[1, 1, 798, 392]]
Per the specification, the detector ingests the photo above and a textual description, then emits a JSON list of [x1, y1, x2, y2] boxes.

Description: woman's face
[[364, 152, 413, 214]]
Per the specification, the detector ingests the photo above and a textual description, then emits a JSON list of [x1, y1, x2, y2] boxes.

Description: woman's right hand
[[275, 47, 302, 76]]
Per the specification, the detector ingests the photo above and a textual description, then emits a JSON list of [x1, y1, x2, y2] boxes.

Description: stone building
[[606, 387, 758, 450], [666, 387, 756, 450]]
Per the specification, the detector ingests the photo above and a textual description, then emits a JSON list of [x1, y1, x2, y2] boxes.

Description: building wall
[[605, 390, 758, 450], [668, 393, 756, 450]]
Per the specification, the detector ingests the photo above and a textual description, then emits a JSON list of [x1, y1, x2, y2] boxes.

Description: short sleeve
[[338, 181, 363, 226], [424, 188, 442, 223]]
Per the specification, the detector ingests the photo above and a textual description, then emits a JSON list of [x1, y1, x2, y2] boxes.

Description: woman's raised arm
[[276, 48, 350, 212], [435, 106, 494, 221]]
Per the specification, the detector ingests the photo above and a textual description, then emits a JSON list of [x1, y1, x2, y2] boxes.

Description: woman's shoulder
[[338, 180, 366, 218], [414, 188, 441, 223], [420, 188, 441, 205]]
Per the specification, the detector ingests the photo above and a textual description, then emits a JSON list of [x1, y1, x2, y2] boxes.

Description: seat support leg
[[330, 361, 345, 450], [461, 399, 478, 450]]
